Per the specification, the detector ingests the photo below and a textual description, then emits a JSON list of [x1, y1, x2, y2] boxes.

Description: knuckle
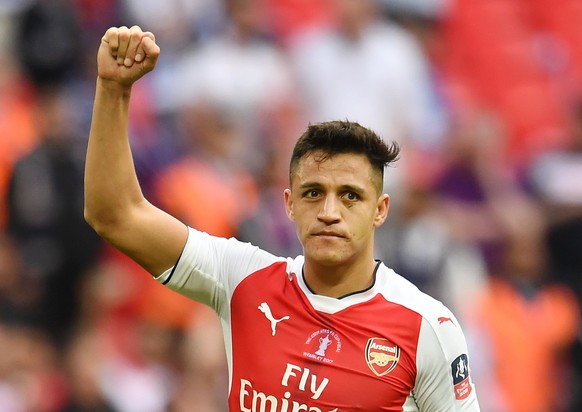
[[104, 28, 117, 42], [118, 26, 130, 39]]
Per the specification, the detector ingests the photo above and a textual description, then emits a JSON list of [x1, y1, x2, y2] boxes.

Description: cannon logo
[[365, 338, 400, 376]]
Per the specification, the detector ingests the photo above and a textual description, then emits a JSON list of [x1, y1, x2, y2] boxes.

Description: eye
[[303, 189, 320, 199], [343, 192, 360, 201]]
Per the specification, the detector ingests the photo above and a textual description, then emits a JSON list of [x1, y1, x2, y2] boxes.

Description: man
[[85, 26, 480, 411], [8, 86, 102, 347]]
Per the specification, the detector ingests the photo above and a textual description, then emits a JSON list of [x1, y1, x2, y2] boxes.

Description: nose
[[318, 195, 341, 224]]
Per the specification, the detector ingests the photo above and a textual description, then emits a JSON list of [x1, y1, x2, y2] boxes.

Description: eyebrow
[[298, 182, 367, 195]]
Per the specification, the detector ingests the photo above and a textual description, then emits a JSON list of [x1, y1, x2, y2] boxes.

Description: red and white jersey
[[157, 228, 480, 411]]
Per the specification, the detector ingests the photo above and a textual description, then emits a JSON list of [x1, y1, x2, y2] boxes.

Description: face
[[285, 151, 389, 267]]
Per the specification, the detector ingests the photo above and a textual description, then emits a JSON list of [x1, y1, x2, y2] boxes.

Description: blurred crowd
[[0, 0, 581, 411]]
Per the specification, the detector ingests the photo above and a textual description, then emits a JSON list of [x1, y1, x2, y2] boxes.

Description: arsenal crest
[[365, 337, 400, 376]]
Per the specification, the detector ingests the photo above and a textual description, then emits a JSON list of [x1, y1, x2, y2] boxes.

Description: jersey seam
[[162, 250, 184, 285]]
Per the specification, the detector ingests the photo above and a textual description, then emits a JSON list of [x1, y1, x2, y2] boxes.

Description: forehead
[[291, 152, 377, 189]]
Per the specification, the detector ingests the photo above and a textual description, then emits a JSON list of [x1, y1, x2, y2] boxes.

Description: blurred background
[[0, 0, 581, 410]]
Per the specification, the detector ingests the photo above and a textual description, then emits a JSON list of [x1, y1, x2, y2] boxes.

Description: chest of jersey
[[229, 262, 422, 411]]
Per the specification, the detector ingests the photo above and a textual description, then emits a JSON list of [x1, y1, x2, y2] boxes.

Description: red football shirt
[[157, 228, 480, 411]]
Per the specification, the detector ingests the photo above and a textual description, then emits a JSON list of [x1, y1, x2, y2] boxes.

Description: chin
[[304, 246, 349, 266]]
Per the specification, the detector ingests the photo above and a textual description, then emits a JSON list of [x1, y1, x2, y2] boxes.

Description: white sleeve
[[155, 227, 283, 316], [413, 314, 481, 412]]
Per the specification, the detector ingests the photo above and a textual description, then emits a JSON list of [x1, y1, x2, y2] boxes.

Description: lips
[[312, 230, 346, 238]]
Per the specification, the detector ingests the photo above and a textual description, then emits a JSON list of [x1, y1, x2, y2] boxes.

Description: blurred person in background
[[15, 0, 84, 86], [0, 49, 38, 230], [431, 109, 513, 273], [287, 0, 445, 164], [153, 103, 258, 240], [165, 0, 299, 177], [466, 196, 580, 412], [527, 99, 582, 412], [6, 86, 103, 348]]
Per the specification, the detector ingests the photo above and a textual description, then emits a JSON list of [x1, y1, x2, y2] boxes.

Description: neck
[[303, 257, 378, 298]]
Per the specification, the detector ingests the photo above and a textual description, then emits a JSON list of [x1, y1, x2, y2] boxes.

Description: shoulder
[[184, 226, 284, 259], [376, 264, 468, 356], [377, 266, 480, 409], [376, 264, 449, 322], [181, 227, 301, 279], [158, 227, 299, 308]]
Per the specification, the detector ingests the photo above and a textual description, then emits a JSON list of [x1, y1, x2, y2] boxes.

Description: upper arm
[[414, 316, 481, 412], [93, 198, 188, 277], [157, 227, 283, 313]]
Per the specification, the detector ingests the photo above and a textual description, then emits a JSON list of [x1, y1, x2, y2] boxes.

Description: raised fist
[[97, 26, 160, 87]]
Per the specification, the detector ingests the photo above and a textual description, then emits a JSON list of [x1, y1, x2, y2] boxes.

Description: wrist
[[96, 77, 132, 98]]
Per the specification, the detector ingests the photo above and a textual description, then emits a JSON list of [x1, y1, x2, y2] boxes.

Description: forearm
[[84, 78, 145, 232]]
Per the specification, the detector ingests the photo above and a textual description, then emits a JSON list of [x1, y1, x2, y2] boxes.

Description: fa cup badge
[[315, 334, 332, 356]]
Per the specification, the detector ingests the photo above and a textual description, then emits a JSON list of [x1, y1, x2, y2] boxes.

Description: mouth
[[312, 231, 346, 239]]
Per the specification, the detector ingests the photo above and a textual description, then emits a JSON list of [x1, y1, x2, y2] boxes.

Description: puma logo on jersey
[[438, 316, 455, 326], [258, 302, 290, 336]]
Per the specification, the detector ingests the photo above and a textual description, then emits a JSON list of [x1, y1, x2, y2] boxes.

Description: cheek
[[353, 214, 377, 237], [297, 217, 313, 238]]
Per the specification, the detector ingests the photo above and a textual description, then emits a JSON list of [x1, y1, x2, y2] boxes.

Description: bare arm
[[84, 26, 187, 276]]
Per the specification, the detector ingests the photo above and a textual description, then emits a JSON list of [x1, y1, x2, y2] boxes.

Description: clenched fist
[[97, 26, 160, 87]]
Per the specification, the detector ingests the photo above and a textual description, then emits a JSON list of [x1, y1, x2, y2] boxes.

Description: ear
[[373, 194, 390, 227], [284, 189, 295, 221]]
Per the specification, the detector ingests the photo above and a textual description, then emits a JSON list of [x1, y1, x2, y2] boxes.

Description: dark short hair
[[289, 120, 400, 191]]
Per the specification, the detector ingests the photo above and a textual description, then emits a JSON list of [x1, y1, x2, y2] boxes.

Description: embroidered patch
[[365, 337, 400, 376], [451, 354, 472, 400]]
